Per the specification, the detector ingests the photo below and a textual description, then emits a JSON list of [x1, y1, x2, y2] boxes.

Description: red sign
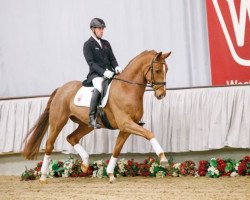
[[206, 0, 250, 85]]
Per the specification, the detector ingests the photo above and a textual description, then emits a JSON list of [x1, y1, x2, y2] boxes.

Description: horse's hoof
[[81, 162, 89, 173], [108, 174, 116, 184], [39, 174, 48, 184], [39, 179, 47, 184], [160, 158, 169, 168]]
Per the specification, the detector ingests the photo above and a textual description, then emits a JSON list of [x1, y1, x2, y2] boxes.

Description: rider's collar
[[91, 32, 102, 48]]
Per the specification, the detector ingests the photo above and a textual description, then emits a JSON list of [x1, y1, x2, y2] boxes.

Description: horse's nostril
[[159, 94, 166, 99], [157, 94, 163, 99]]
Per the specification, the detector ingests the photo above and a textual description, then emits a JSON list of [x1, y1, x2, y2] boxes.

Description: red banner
[[206, 0, 250, 85]]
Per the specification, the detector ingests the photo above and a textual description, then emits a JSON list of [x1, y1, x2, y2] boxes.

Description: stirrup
[[88, 120, 101, 129]]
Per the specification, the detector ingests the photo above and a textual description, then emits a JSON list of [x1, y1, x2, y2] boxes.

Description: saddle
[[79, 78, 145, 129]]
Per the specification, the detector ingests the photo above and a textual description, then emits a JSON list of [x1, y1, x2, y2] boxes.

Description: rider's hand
[[103, 70, 114, 79], [115, 66, 122, 74]]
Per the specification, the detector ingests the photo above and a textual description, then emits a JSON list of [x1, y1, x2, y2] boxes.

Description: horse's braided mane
[[124, 50, 157, 68]]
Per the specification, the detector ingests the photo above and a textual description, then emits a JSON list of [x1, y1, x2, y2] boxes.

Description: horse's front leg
[[119, 120, 168, 167], [107, 131, 130, 183]]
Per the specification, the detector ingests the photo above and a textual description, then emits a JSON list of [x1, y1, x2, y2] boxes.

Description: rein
[[113, 55, 166, 89], [112, 77, 148, 87]]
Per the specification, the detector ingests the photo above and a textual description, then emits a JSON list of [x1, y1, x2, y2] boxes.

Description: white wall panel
[[0, 0, 211, 97]]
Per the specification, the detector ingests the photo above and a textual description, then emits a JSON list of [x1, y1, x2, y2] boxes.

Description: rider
[[83, 18, 122, 129]]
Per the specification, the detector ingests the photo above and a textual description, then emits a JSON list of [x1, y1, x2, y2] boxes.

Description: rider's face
[[94, 27, 104, 39]]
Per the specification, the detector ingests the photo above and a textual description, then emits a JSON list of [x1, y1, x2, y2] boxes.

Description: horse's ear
[[162, 52, 171, 59], [155, 52, 162, 60]]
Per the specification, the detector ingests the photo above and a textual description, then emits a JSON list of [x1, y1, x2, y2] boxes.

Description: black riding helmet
[[90, 18, 106, 29]]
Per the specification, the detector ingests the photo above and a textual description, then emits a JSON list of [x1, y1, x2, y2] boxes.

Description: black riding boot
[[89, 89, 101, 129]]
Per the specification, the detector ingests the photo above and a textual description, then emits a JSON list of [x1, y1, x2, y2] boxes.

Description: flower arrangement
[[203, 156, 250, 178], [114, 158, 140, 177], [180, 160, 196, 176], [197, 160, 209, 176], [21, 167, 37, 181], [146, 157, 167, 177], [169, 160, 196, 177], [92, 160, 107, 178], [207, 158, 220, 178], [237, 156, 250, 176], [21, 155, 250, 181]]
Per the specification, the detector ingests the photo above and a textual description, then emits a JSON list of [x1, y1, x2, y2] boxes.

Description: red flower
[[238, 160, 247, 176], [58, 161, 64, 167], [35, 167, 41, 171], [139, 164, 150, 176], [198, 169, 206, 176], [198, 160, 208, 176], [79, 172, 88, 177], [148, 157, 155, 164], [222, 172, 231, 176], [180, 168, 187, 175], [243, 156, 250, 163], [189, 169, 195, 176], [216, 159, 226, 173], [70, 173, 78, 177], [87, 167, 93, 175], [199, 165, 207, 170], [127, 160, 133, 166]]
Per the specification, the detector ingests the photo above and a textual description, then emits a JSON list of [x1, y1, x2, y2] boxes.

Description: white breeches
[[92, 77, 104, 93]]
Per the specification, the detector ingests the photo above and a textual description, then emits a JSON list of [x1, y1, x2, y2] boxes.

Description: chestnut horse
[[23, 50, 171, 183]]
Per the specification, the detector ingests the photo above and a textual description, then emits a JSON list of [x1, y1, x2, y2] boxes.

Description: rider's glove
[[115, 66, 122, 74], [103, 69, 114, 79]]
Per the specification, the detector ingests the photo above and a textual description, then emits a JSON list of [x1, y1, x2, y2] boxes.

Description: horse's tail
[[22, 88, 58, 160]]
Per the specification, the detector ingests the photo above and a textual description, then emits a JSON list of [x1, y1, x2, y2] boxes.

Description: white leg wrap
[[106, 156, 117, 174], [40, 154, 51, 179], [74, 144, 89, 165], [150, 138, 164, 156]]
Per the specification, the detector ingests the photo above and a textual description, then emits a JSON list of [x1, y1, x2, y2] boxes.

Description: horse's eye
[[155, 69, 161, 73]]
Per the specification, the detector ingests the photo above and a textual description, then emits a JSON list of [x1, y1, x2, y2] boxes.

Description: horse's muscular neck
[[109, 52, 155, 122], [118, 52, 155, 95]]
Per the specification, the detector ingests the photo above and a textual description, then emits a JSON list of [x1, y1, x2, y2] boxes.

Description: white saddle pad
[[74, 83, 112, 108]]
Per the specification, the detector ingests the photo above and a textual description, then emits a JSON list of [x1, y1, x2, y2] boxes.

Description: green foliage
[[21, 167, 37, 181]]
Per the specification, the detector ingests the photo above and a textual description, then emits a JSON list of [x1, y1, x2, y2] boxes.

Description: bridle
[[113, 54, 167, 90], [143, 56, 167, 88]]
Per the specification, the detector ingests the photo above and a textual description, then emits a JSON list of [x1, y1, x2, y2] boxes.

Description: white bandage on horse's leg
[[106, 156, 117, 174], [150, 138, 164, 156], [40, 154, 51, 179], [74, 144, 89, 165]]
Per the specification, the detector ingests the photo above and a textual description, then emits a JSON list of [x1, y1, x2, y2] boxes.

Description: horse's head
[[145, 52, 171, 100]]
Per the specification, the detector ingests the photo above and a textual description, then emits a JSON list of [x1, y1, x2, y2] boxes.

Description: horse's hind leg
[[107, 131, 130, 183], [66, 123, 93, 173], [40, 114, 68, 182]]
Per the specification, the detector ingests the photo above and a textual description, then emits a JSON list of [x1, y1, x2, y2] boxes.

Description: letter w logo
[[213, 0, 250, 66]]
